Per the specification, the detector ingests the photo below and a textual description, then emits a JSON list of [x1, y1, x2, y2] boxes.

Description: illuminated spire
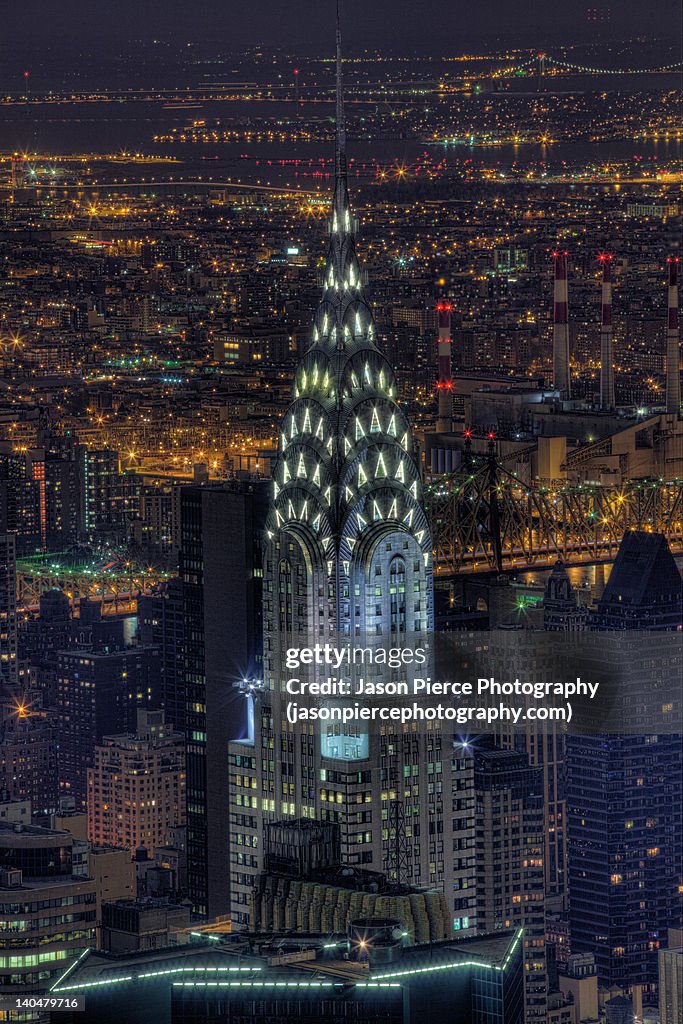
[[335, 0, 346, 180], [265, 3, 433, 614], [317, 0, 368, 357]]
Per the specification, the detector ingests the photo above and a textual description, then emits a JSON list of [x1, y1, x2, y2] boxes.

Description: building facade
[[57, 644, 160, 810], [138, 578, 186, 735], [472, 747, 547, 1021], [226, 20, 469, 934], [567, 532, 683, 987], [658, 946, 683, 1024], [180, 482, 268, 918], [0, 532, 17, 691], [87, 709, 186, 856], [50, 930, 524, 1024], [0, 822, 97, 1007]]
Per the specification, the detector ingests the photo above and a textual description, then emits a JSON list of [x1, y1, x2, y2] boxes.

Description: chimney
[[436, 300, 453, 432], [665, 257, 680, 416], [599, 254, 615, 410], [553, 250, 571, 398]]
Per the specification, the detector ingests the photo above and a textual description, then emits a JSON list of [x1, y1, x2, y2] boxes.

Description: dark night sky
[[2, 0, 682, 52]]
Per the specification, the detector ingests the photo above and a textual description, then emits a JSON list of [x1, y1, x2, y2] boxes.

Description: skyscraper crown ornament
[[265, 1, 432, 632]]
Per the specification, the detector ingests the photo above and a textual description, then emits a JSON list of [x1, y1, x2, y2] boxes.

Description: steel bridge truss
[[425, 445, 683, 576], [16, 557, 169, 609]]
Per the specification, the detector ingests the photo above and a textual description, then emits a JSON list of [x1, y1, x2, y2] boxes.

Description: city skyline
[[0, 4, 680, 1023]]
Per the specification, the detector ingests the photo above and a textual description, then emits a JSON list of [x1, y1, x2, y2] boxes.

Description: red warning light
[[488, 431, 496, 440], [464, 429, 472, 439]]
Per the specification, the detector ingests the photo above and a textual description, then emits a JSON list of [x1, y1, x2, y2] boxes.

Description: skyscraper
[[590, 530, 682, 631], [472, 747, 547, 1021], [567, 532, 683, 987], [138, 577, 186, 734], [79, 447, 137, 543], [57, 644, 161, 810], [227, 10, 468, 933], [0, 533, 17, 692], [180, 481, 268, 918], [658, 946, 683, 1024], [490, 658, 568, 913], [0, 707, 58, 816], [87, 709, 186, 856], [0, 450, 40, 554], [1, 533, 60, 817]]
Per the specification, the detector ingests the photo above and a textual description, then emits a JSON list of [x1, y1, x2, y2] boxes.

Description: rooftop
[[50, 929, 523, 995], [0, 873, 95, 892], [0, 821, 71, 839], [600, 530, 682, 607]]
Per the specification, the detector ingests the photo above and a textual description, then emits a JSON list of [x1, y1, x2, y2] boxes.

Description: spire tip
[[335, 0, 346, 171]]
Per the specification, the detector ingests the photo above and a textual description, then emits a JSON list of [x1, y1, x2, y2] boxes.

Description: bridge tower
[[536, 53, 546, 91]]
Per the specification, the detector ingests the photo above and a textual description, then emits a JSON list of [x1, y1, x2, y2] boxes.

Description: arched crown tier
[[266, 19, 432, 617]]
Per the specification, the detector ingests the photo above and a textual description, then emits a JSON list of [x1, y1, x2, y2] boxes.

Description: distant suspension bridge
[[494, 52, 683, 79]]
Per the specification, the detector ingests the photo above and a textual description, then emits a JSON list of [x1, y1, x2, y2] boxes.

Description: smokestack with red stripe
[[436, 300, 453, 432], [666, 257, 681, 416], [553, 250, 570, 398], [599, 254, 615, 410]]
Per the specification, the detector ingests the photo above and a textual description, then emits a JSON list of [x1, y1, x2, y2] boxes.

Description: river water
[[1, 97, 680, 189]]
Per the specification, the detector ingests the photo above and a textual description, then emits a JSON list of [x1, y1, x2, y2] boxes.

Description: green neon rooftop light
[[54, 931, 524, 996], [54, 965, 262, 992], [174, 981, 341, 989]]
